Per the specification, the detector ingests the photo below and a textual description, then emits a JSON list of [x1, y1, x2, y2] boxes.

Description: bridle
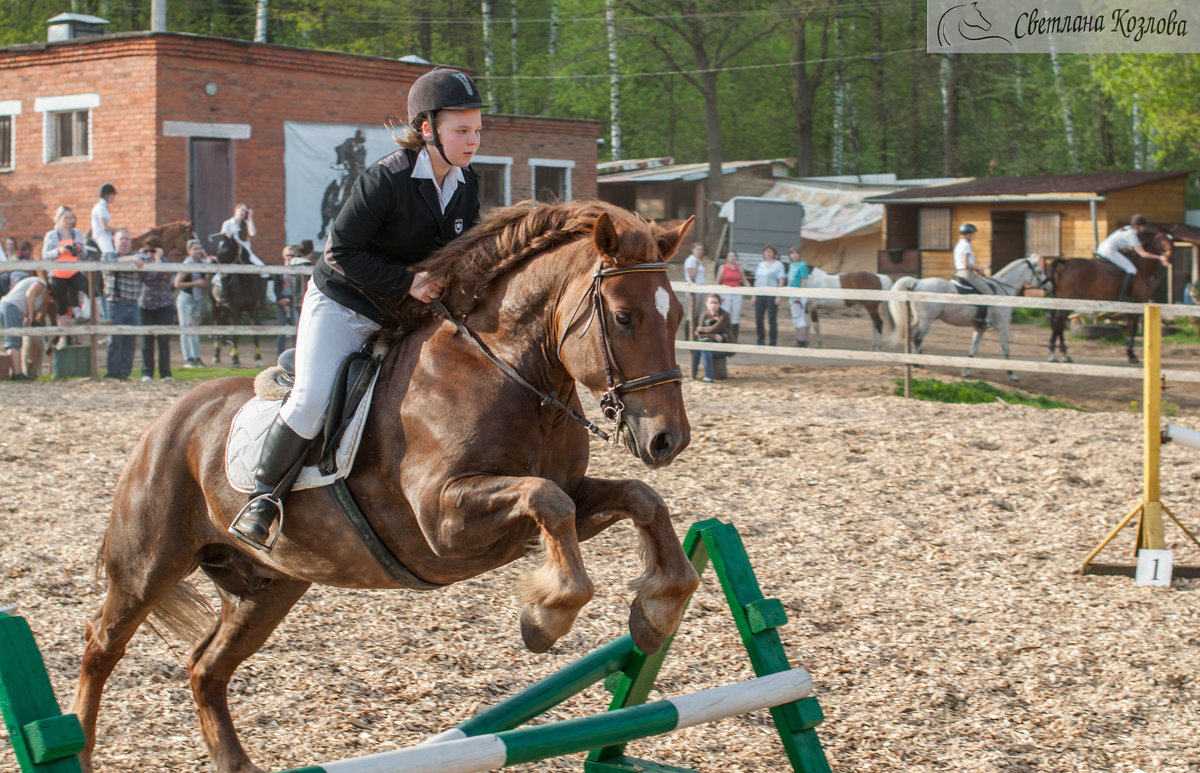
[[559, 261, 684, 439], [1024, 255, 1053, 295], [434, 260, 682, 446]]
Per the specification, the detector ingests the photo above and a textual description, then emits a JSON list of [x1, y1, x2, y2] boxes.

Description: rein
[[432, 261, 682, 446]]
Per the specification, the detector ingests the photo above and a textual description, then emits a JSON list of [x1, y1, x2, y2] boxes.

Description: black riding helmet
[[406, 68, 489, 166], [959, 222, 977, 235]]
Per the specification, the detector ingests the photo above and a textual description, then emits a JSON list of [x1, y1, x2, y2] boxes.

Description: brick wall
[[0, 32, 602, 261]]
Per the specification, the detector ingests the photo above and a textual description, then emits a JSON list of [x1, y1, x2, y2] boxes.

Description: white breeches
[[789, 297, 807, 329], [1097, 250, 1136, 275], [278, 282, 381, 440], [719, 293, 743, 320]]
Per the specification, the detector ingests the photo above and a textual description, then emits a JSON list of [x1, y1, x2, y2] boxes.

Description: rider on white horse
[[953, 222, 992, 329]]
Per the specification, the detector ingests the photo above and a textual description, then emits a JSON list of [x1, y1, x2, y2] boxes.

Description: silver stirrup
[[228, 493, 286, 552]]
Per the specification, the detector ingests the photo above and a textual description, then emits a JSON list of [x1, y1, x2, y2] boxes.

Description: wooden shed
[[865, 171, 1193, 299]]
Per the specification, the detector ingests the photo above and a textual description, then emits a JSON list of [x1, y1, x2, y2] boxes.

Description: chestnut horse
[[132, 220, 196, 258], [71, 201, 700, 773], [1046, 230, 1173, 364], [804, 268, 894, 350]]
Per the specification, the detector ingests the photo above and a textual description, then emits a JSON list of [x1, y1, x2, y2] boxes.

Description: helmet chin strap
[[424, 111, 455, 167]]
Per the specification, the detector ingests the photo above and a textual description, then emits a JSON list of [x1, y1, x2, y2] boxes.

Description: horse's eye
[[615, 311, 633, 327]]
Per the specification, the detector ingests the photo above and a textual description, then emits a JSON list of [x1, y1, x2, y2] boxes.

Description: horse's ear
[[657, 216, 694, 262], [593, 212, 621, 264]]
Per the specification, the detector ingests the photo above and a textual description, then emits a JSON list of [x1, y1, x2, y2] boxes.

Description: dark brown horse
[[132, 220, 196, 258], [71, 201, 700, 773], [1047, 230, 1173, 364]]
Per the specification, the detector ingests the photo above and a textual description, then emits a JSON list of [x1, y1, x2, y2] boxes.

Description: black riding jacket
[[315, 147, 481, 325]]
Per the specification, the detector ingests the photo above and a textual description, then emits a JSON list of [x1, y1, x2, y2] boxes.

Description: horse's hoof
[[519, 607, 559, 654], [1009, 374, 1020, 382], [628, 599, 671, 655]]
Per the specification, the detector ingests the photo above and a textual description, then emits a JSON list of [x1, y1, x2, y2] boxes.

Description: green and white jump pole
[[280, 668, 813, 773]]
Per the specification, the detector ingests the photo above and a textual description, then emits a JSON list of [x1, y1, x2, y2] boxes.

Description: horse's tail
[[93, 529, 214, 644], [877, 274, 896, 334], [1048, 258, 1068, 296], [147, 582, 216, 644], [887, 276, 918, 345]]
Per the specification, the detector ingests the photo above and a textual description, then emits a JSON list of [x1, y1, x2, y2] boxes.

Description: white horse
[[804, 268, 895, 351], [887, 255, 1051, 382]]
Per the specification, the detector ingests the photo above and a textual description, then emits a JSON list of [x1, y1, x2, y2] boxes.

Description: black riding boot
[[1119, 273, 1135, 302], [973, 305, 990, 329], [229, 416, 311, 551]]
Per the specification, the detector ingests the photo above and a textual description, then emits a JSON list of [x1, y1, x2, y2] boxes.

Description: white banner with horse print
[[928, 0, 1200, 53], [283, 122, 400, 249]]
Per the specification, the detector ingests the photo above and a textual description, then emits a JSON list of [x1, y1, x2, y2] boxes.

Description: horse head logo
[[937, 2, 1012, 47]]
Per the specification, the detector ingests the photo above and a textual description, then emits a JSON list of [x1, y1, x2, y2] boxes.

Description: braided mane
[[380, 199, 661, 330]]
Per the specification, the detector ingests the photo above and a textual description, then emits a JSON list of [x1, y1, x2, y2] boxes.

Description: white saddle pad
[[225, 378, 379, 494]]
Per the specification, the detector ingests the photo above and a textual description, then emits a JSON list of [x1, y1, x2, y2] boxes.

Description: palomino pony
[[1046, 230, 1174, 364], [888, 255, 1051, 381], [804, 268, 894, 350], [72, 201, 700, 773], [210, 235, 267, 368], [132, 220, 196, 257]]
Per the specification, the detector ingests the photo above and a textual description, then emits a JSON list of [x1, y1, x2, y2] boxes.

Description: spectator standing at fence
[[103, 229, 144, 380], [42, 207, 89, 337], [174, 238, 211, 368], [682, 242, 706, 338], [692, 293, 731, 383], [716, 250, 748, 343], [139, 242, 175, 381], [786, 246, 810, 347], [0, 234, 11, 296], [91, 184, 118, 259], [753, 244, 786, 346], [9, 240, 33, 284], [273, 245, 303, 355], [0, 275, 51, 380]]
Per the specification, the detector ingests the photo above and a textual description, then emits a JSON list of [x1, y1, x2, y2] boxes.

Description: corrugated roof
[[868, 170, 1191, 201], [598, 158, 791, 184]]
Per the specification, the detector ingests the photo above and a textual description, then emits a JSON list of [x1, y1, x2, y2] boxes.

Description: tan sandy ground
[[1, 332, 1199, 772]]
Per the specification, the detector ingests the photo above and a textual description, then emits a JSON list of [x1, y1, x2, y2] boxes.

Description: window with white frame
[[35, 93, 100, 163], [0, 100, 19, 172], [473, 155, 513, 209], [529, 158, 574, 203]]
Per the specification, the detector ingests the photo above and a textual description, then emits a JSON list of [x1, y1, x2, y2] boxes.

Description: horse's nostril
[[650, 431, 673, 457]]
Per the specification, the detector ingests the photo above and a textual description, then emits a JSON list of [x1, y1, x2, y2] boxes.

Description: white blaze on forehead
[[654, 286, 671, 321]]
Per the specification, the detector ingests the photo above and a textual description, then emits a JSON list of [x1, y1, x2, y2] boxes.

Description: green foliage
[[894, 377, 1083, 410], [0, 0, 1183, 179]]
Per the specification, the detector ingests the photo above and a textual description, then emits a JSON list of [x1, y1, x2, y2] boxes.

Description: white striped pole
[[277, 668, 813, 773]]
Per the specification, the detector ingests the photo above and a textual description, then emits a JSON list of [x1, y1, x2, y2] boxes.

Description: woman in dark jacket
[[231, 68, 488, 550]]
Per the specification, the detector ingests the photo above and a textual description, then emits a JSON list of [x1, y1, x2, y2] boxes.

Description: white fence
[[673, 282, 1200, 385], [4, 259, 1199, 385]]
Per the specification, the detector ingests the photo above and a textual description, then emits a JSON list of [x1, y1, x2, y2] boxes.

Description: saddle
[[951, 276, 998, 295], [227, 343, 383, 492]]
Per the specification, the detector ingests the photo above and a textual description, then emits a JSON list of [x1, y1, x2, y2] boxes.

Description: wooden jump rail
[[0, 521, 830, 773], [280, 669, 814, 773]]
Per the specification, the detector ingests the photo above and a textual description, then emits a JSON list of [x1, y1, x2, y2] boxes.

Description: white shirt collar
[[412, 148, 465, 213]]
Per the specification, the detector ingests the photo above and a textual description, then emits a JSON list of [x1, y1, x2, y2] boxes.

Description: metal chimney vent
[[46, 13, 110, 42]]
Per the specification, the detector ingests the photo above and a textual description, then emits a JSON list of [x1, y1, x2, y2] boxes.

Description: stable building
[[0, 19, 602, 258], [866, 171, 1194, 299]]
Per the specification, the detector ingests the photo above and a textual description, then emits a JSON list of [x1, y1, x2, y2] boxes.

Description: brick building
[[0, 29, 602, 259]]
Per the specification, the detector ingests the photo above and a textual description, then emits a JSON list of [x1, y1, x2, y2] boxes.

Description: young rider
[[953, 222, 991, 328], [231, 68, 488, 550], [1095, 214, 1168, 302]]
